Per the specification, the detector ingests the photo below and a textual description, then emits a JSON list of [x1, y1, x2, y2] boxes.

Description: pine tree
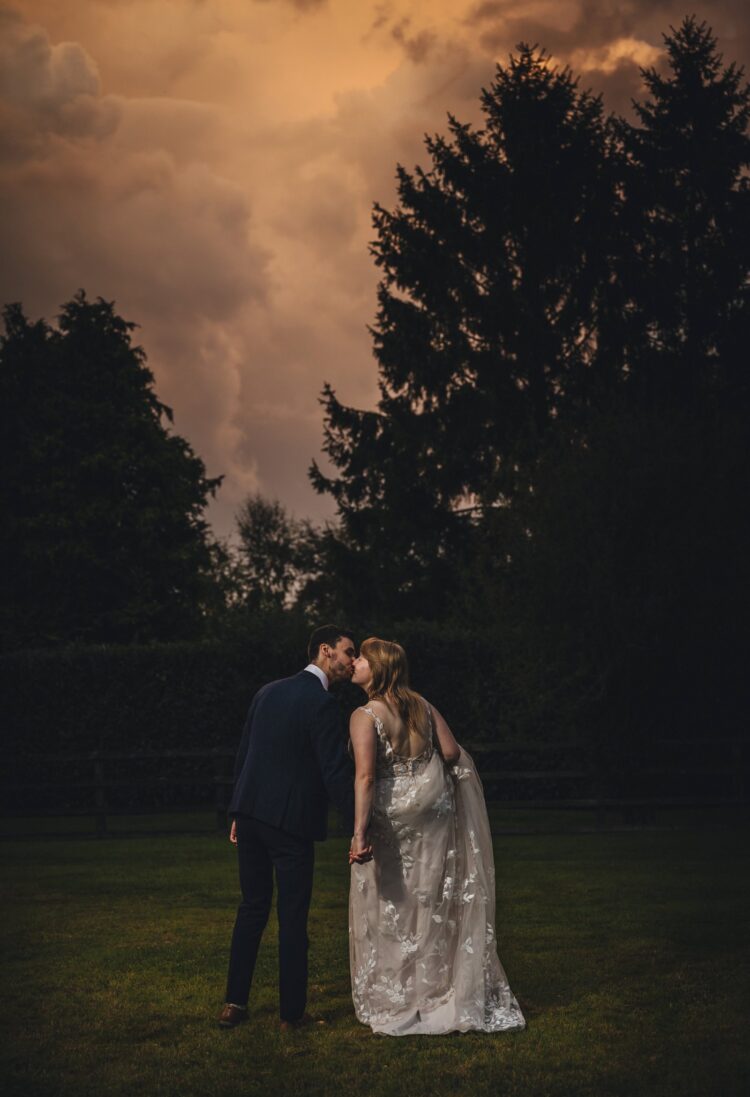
[[310, 45, 617, 618], [0, 291, 223, 648], [616, 16, 750, 405]]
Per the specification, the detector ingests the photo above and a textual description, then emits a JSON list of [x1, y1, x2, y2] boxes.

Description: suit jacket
[[228, 670, 354, 841]]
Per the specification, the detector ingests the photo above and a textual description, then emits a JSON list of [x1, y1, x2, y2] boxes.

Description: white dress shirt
[[303, 663, 329, 690]]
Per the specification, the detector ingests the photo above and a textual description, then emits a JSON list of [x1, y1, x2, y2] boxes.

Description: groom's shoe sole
[[279, 1013, 326, 1033], [218, 1004, 248, 1028]]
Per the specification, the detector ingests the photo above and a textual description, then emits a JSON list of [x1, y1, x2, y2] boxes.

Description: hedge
[[2, 621, 492, 758]]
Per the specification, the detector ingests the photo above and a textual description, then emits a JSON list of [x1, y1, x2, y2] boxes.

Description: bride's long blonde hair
[[360, 637, 426, 736]]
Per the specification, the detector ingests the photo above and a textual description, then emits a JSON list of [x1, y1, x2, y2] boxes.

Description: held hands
[[349, 831, 373, 865]]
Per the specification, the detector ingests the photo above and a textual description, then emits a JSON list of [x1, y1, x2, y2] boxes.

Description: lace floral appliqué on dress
[[349, 705, 526, 1036]]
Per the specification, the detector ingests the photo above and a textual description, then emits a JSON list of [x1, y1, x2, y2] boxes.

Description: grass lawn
[[2, 820, 748, 1097]]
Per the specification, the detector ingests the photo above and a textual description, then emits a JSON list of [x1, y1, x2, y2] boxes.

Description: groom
[[218, 625, 357, 1031]]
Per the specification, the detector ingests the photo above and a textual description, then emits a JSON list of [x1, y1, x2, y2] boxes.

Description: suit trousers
[[225, 815, 315, 1021]]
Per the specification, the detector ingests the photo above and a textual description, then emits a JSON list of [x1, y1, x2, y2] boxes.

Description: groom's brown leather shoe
[[279, 1012, 325, 1033], [218, 1003, 248, 1028]]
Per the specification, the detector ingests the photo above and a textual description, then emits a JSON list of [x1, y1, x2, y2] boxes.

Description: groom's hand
[[229, 819, 237, 844], [349, 849, 372, 864], [349, 836, 373, 864]]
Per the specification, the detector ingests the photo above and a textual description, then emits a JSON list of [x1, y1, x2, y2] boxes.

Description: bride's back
[[368, 695, 430, 758]]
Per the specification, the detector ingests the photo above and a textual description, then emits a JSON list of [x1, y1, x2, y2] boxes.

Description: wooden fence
[[2, 736, 746, 836]]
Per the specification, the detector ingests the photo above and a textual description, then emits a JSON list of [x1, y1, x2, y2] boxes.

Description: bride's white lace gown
[[349, 704, 526, 1036]]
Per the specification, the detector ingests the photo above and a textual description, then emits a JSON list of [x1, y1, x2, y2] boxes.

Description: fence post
[[731, 739, 743, 798], [93, 754, 107, 838], [214, 752, 227, 832], [588, 746, 607, 828], [731, 739, 746, 825]]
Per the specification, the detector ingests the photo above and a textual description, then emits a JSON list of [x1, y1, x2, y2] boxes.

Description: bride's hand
[[349, 834, 373, 865]]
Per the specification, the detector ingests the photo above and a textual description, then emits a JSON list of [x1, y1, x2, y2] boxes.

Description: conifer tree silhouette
[[311, 45, 615, 619], [616, 16, 750, 406], [0, 291, 222, 648]]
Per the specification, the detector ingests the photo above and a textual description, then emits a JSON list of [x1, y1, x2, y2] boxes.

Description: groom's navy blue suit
[[225, 669, 354, 1020]]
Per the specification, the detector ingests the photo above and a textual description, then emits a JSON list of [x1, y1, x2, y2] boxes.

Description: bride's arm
[[349, 708, 377, 862], [429, 702, 461, 764]]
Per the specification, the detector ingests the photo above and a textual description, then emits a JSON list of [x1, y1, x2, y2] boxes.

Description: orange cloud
[[3, 0, 749, 535], [569, 36, 662, 75]]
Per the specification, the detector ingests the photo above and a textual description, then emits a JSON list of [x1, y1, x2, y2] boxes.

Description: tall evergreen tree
[[310, 45, 618, 618], [616, 16, 750, 405], [0, 291, 223, 649], [460, 19, 750, 745]]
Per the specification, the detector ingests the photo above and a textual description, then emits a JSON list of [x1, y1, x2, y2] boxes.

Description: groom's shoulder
[[261, 671, 325, 699], [259, 672, 303, 696]]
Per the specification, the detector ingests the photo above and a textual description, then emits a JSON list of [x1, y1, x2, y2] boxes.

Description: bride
[[348, 637, 526, 1036]]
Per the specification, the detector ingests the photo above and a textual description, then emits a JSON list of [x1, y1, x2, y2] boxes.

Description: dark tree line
[[1, 17, 748, 747]]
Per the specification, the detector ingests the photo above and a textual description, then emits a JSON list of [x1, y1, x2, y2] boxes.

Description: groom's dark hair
[[308, 624, 355, 662]]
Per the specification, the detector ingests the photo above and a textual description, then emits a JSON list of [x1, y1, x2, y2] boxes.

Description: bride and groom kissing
[[219, 624, 525, 1037]]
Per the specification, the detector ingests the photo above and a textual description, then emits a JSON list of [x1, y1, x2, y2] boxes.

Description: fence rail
[[2, 738, 746, 836]]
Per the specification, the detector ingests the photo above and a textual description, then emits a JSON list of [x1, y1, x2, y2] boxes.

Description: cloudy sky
[[2, 1, 748, 537]]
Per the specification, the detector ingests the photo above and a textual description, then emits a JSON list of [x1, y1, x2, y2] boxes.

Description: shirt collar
[[303, 663, 329, 690]]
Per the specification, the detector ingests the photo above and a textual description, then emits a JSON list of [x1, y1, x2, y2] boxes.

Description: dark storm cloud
[[0, 7, 273, 530], [4, 1, 749, 536], [462, 1, 750, 115], [390, 17, 439, 63]]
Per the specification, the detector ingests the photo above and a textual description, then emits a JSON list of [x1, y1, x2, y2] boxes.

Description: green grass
[[2, 821, 748, 1097]]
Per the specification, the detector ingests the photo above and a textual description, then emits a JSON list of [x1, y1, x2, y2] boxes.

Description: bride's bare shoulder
[[366, 697, 392, 717]]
